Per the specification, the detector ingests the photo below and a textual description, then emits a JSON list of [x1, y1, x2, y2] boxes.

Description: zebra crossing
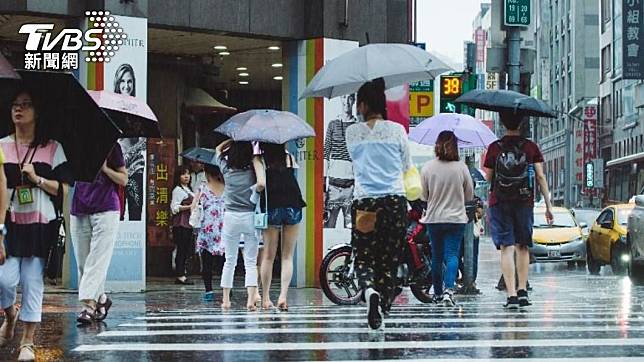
[[71, 292, 644, 361]]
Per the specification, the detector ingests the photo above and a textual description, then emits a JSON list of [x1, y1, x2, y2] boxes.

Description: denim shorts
[[489, 204, 534, 250], [268, 207, 303, 226]]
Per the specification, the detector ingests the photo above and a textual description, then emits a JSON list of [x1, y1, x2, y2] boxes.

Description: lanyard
[[14, 138, 38, 185]]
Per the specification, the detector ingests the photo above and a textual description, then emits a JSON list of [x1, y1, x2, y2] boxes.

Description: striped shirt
[[1, 136, 73, 257], [323, 119, 354, 180]]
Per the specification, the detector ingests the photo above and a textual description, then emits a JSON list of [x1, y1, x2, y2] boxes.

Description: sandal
[[76, 310, 95, 325], [18, 344, 35, 361], [277, 301, 289, 312], [0, 307, 19, 347], [95, 297, 113, 322]]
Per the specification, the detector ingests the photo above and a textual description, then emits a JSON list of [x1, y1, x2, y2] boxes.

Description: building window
[[601, 45, 611, 81], [601, 0, 612, 33], [601, 95, 612, 129]]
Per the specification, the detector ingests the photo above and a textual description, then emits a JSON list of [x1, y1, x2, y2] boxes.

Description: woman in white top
[[171, 166, 195, 285], [345, 78, 412, 330]]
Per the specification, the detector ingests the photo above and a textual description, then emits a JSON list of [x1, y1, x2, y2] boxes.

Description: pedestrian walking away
[[70, 143, 127, 325], [346, 78, 411, 330], [420, 131, 474, 307], [214, 139, 265, 311], [191, 164, 226, 302], [190, 161, 207, 192], [483, 112, 554, 310], [0, 88, 73, 361], [258, 142, 306, 312], [171, 166, 195, 285]]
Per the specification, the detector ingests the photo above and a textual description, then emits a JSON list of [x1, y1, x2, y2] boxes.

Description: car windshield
[[618, 208, 633, 225], [534, 211, 577, 228]]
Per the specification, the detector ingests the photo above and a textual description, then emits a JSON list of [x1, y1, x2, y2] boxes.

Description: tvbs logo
[[19, 24, 102, 52], [19, 11, 126, 69]]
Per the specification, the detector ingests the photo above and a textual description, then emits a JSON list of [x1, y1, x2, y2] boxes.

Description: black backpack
[[493, 140, 532, 201]]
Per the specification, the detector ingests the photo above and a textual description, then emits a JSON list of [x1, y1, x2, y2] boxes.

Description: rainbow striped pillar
[[283, 39, 324, 287]]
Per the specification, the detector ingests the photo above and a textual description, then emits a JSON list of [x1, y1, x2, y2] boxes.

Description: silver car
[[628, 188, 644, 285]]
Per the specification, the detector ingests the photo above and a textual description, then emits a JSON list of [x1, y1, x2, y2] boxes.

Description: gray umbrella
[[455, 89, 557, 118], [215, 109, 315, 144], [180, 147, 217, 165]]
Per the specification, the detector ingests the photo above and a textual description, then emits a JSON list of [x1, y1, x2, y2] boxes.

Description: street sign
[[410, 91, 434, 117], [593, 158, 604, 189], [585, 161, 594, 188], [504, 0, 531, 27]]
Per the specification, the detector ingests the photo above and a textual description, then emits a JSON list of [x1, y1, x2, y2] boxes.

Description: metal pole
[[507, 27, 521, 92], [463, 221, 475, 288]]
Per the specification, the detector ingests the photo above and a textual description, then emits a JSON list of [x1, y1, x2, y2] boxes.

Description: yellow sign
[[410, 91, 434, 117]]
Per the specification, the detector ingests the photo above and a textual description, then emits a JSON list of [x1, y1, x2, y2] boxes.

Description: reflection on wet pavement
[[1, 238, 644, 361]]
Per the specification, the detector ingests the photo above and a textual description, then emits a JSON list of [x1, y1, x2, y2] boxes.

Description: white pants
[[0, 257, 45, 322], [71, 211, 119, 302], [220, 211, 258, 288]]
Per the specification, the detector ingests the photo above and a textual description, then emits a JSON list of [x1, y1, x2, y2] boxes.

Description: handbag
[[403, 165, 422, 201], [45, 181, 65, 281], [254, 158, 268, 230], [189, 201, 203, 229]]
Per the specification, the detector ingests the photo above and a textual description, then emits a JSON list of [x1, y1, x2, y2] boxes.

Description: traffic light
[[440, 75, 463, 113], [438, 73, 477, 115]]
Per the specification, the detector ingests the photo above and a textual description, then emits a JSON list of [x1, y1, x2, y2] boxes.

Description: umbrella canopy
[[180, 147, 217, 165], [300, 43, 453, 99], [184, 88, 237, 115], [215, 109, 315, 144], [7, 71, 123, 182], [0, 53, 19, 80], [88, 90, 160, 138], [409, 113, 498, 148], [455, 89, 557, 118]]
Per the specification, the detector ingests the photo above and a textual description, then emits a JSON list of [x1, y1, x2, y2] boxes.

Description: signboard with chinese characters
[[583, 105, 598, 192], [623, 0, 644, 79], [410, 80, 434, 126], [147, 139, 176, 247], [504, 0, 531, 27]]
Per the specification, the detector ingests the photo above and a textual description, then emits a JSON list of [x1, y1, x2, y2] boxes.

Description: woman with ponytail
[[345, 78, 412, 330]]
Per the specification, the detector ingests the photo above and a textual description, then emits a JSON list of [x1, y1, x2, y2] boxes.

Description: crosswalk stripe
[[119, 317, 641, 328], [145, 310, 644, 317], [136, 313, 642, 321], [72, 338, 644, 352], [97, 325, 644, 337]]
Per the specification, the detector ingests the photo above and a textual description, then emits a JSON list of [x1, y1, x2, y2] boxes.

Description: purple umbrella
[[88, 90, 160, 137], [409, 113, 497, 148]]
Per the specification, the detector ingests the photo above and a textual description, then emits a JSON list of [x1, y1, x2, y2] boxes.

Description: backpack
[[493, 140, 532, 201]]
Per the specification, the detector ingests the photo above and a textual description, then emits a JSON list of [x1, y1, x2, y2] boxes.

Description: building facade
[[599, 0, 644, 204], [532, 0, 600, 207]]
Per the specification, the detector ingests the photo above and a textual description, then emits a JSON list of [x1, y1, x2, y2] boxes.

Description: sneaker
[[517, 289, 532, 308], [504, 296, 520, 310], [203, 292, 215, 302], [442, 290, 455, 307], [365, 288, 383, 330], [432, 294, 442, 304]]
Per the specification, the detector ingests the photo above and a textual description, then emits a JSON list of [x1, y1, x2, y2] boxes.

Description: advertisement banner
[[105, 15, 147, 292], [623, 0, 644, 79], [146, 139, 176, 247], [583, 105, 598, 193], [322, 39, 359, 251], [475, 29, 486, 63]]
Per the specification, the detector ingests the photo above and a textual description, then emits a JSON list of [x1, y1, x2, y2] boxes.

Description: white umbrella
[[299, 43, 453, 99], [215, 109, 315, 144]]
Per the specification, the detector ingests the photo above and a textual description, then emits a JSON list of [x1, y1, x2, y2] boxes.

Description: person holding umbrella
[[0, 88, 73, 361], [70, 143, 127, 325], [191, 163, 226, 302], [257, 142, 306, 311], [345, 78, 411, 330], [214, 139, 265, 311], [483, 112, 553, 310]]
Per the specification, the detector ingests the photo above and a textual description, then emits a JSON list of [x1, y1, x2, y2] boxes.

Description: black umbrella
[[5, 71, 123, 182], [455, 89, 557, 118], [180, 147, 217, 166]]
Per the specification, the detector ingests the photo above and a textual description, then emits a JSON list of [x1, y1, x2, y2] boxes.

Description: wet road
[[2, 238, 644, 361]]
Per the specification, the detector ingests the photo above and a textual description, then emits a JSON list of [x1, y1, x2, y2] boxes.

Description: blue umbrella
[[455, 89, 557, 118], [215, 109, 315, 144]]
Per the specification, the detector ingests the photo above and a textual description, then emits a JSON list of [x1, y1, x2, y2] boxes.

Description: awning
[[606, 151, 644, 167], [184, 88, 237, 115]]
